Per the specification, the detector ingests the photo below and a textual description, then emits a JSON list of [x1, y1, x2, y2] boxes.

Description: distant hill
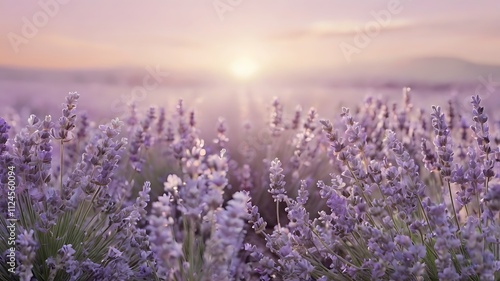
[[374, 57, 500, 84], [329, 57, 500, 88], [0, 66, 220, 88], [1, 57, 500, 90]]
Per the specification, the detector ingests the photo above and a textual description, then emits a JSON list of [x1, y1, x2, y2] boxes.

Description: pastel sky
[[1, 1, 500, 80]]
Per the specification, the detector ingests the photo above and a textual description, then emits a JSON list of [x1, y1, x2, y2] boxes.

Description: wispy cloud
[[266, 14, 500, 43], [268, 19, 414, 41]]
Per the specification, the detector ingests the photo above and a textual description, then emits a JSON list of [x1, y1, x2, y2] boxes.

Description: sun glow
[[230, 57, 259, 80]]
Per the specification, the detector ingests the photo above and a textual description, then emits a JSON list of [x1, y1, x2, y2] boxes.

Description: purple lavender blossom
[[51, 92, 79, 141], [268, 158, 286, 203], [431, 105, 454, 180], [203, 191, 250, 280], [17, 229, 38, 281], [0, 118, 9, 155]]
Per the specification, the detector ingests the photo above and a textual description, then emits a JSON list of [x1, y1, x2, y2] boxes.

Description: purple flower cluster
[[246, 92, 500, 281]]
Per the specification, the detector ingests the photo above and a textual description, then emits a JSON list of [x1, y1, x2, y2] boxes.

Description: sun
[[230, 57, 259, 80]]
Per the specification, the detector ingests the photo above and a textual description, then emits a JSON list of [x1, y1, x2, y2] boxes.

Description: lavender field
[[2, 1, 500, 280], [0, 86, 499, 280]]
